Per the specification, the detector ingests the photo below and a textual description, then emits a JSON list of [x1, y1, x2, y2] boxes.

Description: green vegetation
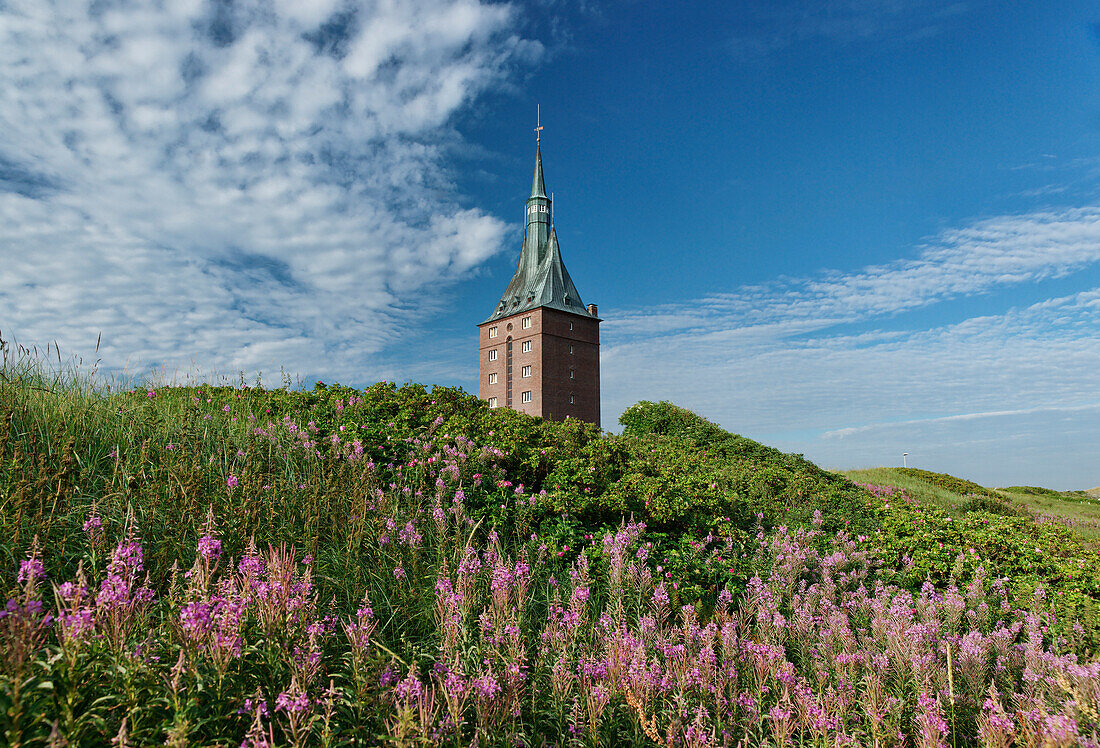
[[1003, 485, 1068, 498], [5, 358, 1100, 621], [845, 466, 1100, 550], [843, 466, 979, 513], [997, 486, 1100, 548], [844, 466, 1028, 516], [892, 467, 1003, 501], [2, 356, 1099, 745]]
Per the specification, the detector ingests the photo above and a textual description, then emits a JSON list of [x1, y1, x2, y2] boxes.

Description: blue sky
[[2, 0, 1099, 488]]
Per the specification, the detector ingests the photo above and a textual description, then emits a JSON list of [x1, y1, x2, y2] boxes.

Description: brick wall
[[477, 307, 600, 427]]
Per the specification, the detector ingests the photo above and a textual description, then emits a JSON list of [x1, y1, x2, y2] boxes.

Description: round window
[[506, 323, 513, 331]]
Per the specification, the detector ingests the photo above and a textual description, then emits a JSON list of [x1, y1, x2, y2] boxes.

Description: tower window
[[569, 322, 574, 331], [521, 391, 532, 403], [569, 369, 575, 379], [489, 397, 498, 408], [521, 340, 532, 353], [488, 327, 498, 338], [569, 345, 574, 354], [488, 350, 497, 361], [488, 373, 497, 384], [570, 394, 575, 404], [521, 316, 531, 329], [521, 365, 531, 378]]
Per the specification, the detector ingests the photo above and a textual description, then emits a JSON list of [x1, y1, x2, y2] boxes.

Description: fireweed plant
[[1, 355, 1098, 745]]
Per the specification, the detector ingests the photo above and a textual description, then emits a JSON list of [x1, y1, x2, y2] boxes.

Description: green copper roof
[[484, 146, 597, 324], [530, 144, 547, 199]]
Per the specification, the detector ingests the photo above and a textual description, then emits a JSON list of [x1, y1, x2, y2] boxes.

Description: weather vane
[[535, 104, 543, 143]]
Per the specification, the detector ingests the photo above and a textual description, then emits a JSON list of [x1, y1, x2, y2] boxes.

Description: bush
[[1002, 484, 1064, 498], [616, 401, 879, 536], [962, 494, 1031, 518]]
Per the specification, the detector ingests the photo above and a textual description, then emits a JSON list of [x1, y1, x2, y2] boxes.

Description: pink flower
[[83, 513, 104, 535], [17, 556, 45, 584], [275, 687, 310, 714], [197, 534, 222, 561], [227, 475, 239, 489]]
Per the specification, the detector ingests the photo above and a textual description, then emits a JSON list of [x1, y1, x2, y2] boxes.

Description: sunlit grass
[[841, 466, 1100, 549], [841, 467, 972, 514], [996, 487, 1100, 549]]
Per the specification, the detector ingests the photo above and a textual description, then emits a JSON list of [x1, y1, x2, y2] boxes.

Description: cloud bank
[[602, 206, 1100, 488], [0, 0, 538, 380]]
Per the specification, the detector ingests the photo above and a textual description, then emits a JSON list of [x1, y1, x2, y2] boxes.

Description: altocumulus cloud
[[0, 0, 539, 379], [602, 208, 1100, 488]]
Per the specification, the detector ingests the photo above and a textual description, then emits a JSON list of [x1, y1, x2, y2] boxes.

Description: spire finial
[[534, 104, 543, 144], [551, 191, 554, 226]]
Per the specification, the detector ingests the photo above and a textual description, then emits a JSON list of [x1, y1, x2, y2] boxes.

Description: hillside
[[844, 466, 1100, 548], [2, 360, 1098, 746]]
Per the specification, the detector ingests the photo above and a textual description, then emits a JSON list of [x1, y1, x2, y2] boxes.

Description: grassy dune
[[842, 467, 1100, 549], [996, 487, 1100, 548], [2, 354, 1099, 746]]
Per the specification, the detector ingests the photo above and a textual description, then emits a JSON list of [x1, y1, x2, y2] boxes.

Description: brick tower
[[478, 142, 601, 426]]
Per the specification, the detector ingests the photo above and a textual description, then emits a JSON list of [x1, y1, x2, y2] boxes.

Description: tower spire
[[531, 107, 547, 199], [477, 118, 602, 427], [530, 140, 547, 200]]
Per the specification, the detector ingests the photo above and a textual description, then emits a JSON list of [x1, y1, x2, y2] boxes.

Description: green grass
[[842, 466, 1100, 549], [841, 466, 978, 514], [996, 486, 1100, 548]]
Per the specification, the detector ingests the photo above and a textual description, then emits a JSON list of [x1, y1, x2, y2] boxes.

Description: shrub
[[617, 401, 879, 536], [962, 494, 1031, 518], [1002, 484, 1064, 497]]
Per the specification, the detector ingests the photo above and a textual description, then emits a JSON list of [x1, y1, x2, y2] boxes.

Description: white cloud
[[0, 0, 537, 381], [601, 210, 1100, 488], [822, 401, 1100, 440]]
